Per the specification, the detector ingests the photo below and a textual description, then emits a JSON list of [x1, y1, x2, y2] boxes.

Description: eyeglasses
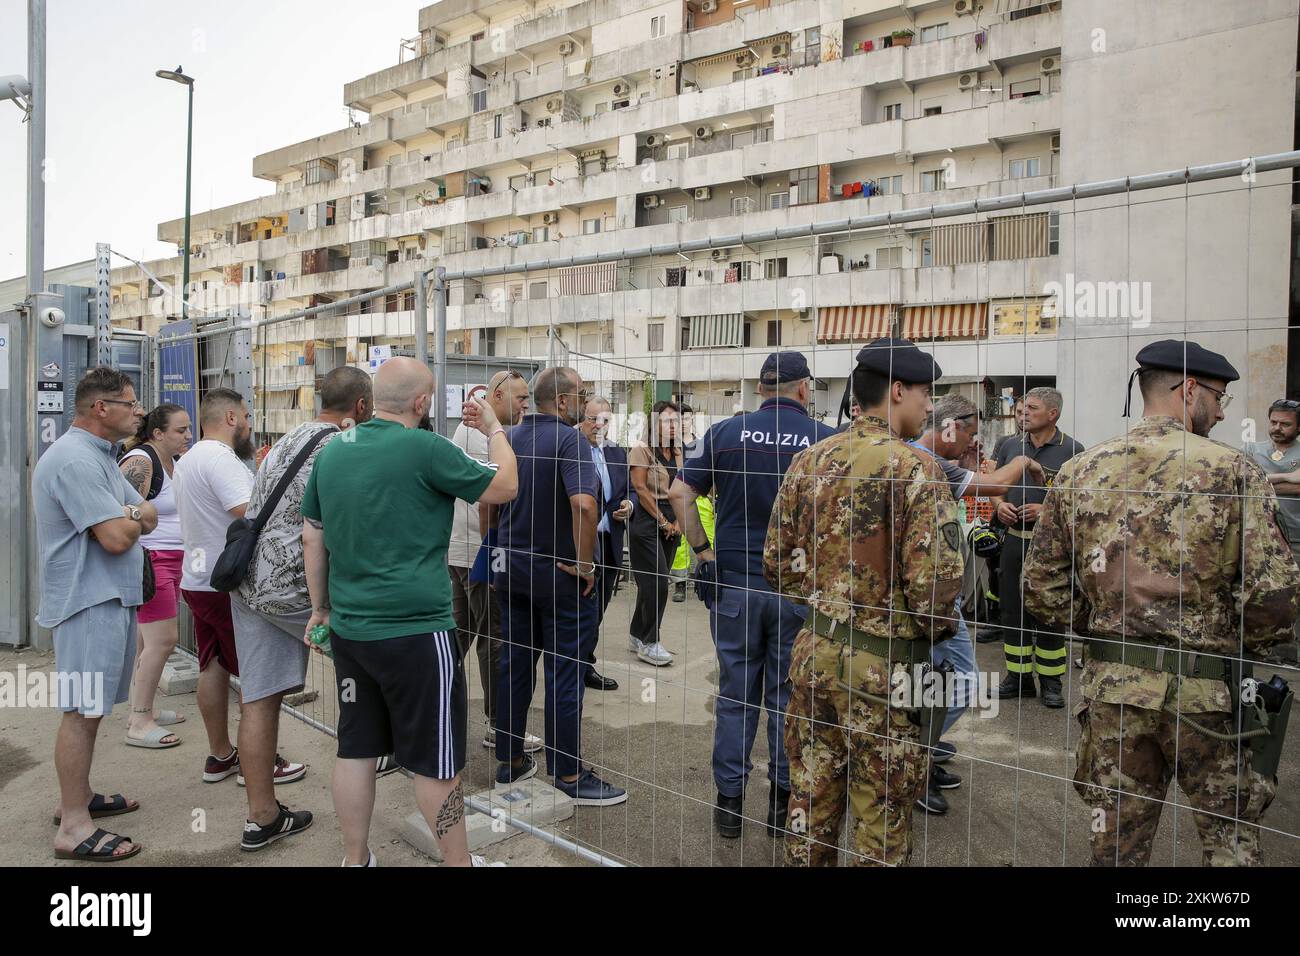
[[1271, 399, 1300, 411], [1172, 380, 1231, 410], [99, 398, 143, 410]]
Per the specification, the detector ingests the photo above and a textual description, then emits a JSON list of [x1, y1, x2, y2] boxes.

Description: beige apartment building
[[98, 0, 1296, 445]]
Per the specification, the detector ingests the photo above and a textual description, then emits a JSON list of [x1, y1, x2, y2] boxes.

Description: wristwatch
[[126, 505, 142, 522], [691, 541, 711, 556]]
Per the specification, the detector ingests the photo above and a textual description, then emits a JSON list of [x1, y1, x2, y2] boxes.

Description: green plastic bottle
[[309, 624, 332, 657]]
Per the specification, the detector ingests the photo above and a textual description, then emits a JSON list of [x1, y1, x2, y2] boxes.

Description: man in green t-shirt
[[301, 357, 518, 867]]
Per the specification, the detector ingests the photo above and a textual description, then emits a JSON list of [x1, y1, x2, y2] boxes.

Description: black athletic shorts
[[330, 629, 466, 780]]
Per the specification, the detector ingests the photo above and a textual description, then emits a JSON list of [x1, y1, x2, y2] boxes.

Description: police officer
[[670, 351, 836, 838], [1024, 340, 1300, 865], [765, 338, 964, 866]]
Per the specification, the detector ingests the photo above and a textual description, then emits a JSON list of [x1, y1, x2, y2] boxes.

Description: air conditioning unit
[[542, 211, 559, 224], [794, 305, 810, 320], [694, 125, 713, 139], [643, 195, 660, 208], [1050, 133, 1061, 153], [958, 72, 977, 91], [644, 133, 659, 147], [270, 217, 282, 226], [558, 39, 575, 56], [710, 248, 727, 260], [546, 98, 563, 114], [771, 42, 787, 56], [1040, 55, 1060, 74], [613, 81, 629, 97], [736, 51, 753, 66], [700, 0, 718, 12], [954, 0, 975, 15], [694, 186, 712, 200], [536, 117, 551, 128]]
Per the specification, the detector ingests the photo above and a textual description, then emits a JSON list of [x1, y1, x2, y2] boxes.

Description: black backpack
[[117, 443, 168, 501]]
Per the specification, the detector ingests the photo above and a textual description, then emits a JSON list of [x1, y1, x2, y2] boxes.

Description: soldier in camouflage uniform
[[1024, 340, 1300, 866], [765, 338, 964, 866]]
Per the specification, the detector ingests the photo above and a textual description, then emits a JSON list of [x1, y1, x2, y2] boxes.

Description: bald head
[[532, 366, 584, 424], [374, 356, 435, 419]]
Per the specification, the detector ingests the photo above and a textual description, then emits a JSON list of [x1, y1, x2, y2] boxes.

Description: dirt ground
[[3, 585, 1299, 868]]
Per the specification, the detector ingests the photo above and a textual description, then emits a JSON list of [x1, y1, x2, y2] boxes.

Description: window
[[875, 174, 903, 195], [493, 114, 503, 138], [471, 89, 487, 113], [755, 125, 773, 143], [920, 236, 934, 268], [668, 204, 688, 223], [650, 15, 665, 37], [732, 130, 754, 149], [305, 158, 336, 186], [1048, 211, 1060, 255], [731, 196, 757, 215], [648, 322, 665, 352], [447, 136, 462, 151], [509, 173, 529, 191], [482, 327, 498, 356], [768, 191, 790, 210], [1008, 157, 1041, 179], [529, 336, 549, 356], [471, 30, 486, 41], [804, 26, 820, 65], [582, 218, 602, 234], [733, 68, 754, 82], [532, 226, 550, 243], [921, 168, 947, 192], [1009, 79, 1041, 99], [533, 167, 552, 185], [920, 22, 949, 43], [875, 246, 903, 269], [883, 103, 902, 121], [923, 105, 942, 117], [764, 257, 788, 279], [666, 143, 689, 161], [766, 319, 782, 347], [1010, 3, 1048, 19], [794, 166, 818, 204]]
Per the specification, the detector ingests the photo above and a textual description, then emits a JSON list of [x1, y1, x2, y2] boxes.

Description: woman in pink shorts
[[118, 403, 192, 748]]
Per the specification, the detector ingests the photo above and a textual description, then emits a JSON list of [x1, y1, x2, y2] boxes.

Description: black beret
[[853, 337, 943, 384], [1135, 339, 1239, 383], [759, 350, 811, 384]]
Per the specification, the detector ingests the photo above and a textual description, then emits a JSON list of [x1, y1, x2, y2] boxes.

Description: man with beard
[[1245, 398, 1300, 661], [1023, 340, 1299, 865], [175, 389, 305, 787]]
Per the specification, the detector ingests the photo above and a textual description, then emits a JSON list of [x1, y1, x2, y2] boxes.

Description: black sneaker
[[931, 765, 962, 790], [495, 754, 538, 787], [375, 755, 403, 778], [933, 740, 956, 764], [240, 802, 313, 851], [672, 582, 687, 603], [915, 781, 949, 814], [555, 769, 628, 806], [766, 784, 791, 837]]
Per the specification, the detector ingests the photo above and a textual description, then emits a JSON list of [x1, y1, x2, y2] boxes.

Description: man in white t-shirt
[[174, 388, 304, 788], [449, 369, 543, 752]]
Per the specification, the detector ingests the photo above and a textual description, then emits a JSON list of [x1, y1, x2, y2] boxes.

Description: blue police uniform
[[494, 413, 601, 779], [680, 355, 837, 800]]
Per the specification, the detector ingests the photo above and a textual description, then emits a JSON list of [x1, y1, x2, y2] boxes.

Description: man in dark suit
[[578, 396, 632, 691]]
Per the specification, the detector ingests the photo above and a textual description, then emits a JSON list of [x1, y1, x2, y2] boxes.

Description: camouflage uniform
[[765, 414, 964, 866], [1023, 415, 1300, 866]]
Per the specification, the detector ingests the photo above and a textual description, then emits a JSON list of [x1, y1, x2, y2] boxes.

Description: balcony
[[987, 91, 1061, 144]]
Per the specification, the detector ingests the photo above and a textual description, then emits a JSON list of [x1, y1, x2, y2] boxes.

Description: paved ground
[[3, 584, 1299, 867]]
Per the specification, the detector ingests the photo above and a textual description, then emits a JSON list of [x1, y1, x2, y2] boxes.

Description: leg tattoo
[[435, 780, 465, 839]]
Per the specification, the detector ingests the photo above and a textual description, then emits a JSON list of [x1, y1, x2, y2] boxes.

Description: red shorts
[[181, 589, 240, 676], [139, 549, 184, 624]]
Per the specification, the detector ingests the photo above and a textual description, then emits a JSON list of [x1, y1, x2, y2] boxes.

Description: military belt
[[808, 610, 932, 666], [1086, 637, 1230, 682], [1006, 527, 1034, 540]]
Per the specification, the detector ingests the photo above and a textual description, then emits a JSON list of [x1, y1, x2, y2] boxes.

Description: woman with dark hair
[[626, 400, 682, 666], [118, 403, 192, 748]]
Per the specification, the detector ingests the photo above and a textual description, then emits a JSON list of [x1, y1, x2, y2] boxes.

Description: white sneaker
[[472, 854, 507, 867], [483, 729, 544, 753], [629, 636, 645, 654], [637, 641, 674, 667], [342, 849, 377, 867]]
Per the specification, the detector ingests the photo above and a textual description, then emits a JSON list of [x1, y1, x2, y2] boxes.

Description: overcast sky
[[1, 0, 425, 281]]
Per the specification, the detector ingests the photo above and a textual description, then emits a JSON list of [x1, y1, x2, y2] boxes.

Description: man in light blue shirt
[[34, 368, 158, 862]]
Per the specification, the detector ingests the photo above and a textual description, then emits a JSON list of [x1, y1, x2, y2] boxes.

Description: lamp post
[[156, 66, 194, 319]]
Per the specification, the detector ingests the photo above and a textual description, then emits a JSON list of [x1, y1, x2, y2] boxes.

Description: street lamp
[[156, 66, 194, 320]]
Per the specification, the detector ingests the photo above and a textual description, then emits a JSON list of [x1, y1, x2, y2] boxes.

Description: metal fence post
[[433, 266, 447, 436]]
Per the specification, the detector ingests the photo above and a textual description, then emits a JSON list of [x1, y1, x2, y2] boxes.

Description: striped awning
[[900, 303, 988, 340], [558, 262, 618, 296], [816, 304, 893, 343]]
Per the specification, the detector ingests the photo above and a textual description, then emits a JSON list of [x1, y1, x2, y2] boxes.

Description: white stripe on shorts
[[434, 631, 453, 778]]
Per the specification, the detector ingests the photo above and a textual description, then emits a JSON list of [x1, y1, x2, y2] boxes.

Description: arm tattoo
[[435, 780, 465, 839], [122, 459, 151, 498]]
